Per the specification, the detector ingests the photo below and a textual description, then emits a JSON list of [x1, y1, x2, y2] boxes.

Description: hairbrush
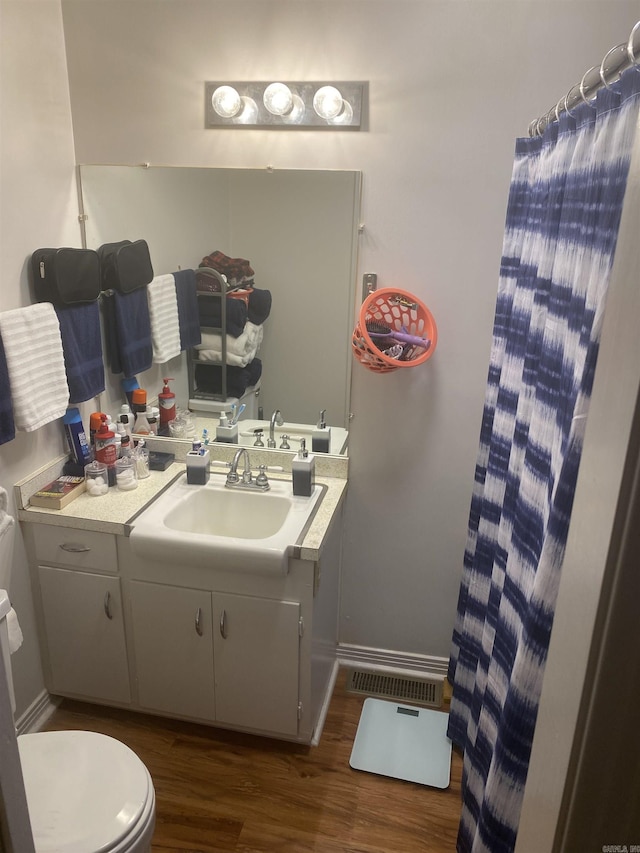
[[365, 321, 430, 349]]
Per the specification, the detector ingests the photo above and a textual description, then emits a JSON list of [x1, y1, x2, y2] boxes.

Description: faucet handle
[[256, 465, 269, 487], [279, 434, 291, 450]]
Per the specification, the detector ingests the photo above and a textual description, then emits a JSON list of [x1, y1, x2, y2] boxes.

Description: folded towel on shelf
[[247, 288, 272, 325], [196, 322, 263, 365], [197, 294, 248, 337], [0, 336, 15, 445], [147, 273, 181, 363], [200, 250, 255, 286], [173, 269, 201, 350], [102, 289, 153, 378], [55, 302, 105, 404], [194, 357, 262, 399], [0, 303, 69, 431]]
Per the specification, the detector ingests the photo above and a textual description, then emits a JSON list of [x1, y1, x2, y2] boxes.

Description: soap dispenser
[[292, 439, 315, 497], [311, 409, 331, 454]]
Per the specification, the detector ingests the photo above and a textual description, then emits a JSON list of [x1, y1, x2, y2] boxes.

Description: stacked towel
[[200, 250, 255, 286], [196, 322, 263, 367], [147, 274, 181, 363], [55, 302, 105, 404], [0, 336, 15, 445], [197, 294, 248, 337], [247, 287, 272, 325], [0, 303, 69, 431], [173, 269, 201, 350], [195, 358, 262, 399], [103, 289, 153, 378]]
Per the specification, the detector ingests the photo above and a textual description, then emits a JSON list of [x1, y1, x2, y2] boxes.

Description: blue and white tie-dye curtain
[[447, 67, 640, 853]]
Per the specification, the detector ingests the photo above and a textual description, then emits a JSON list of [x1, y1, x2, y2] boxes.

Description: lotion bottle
[[311, 409, 331, 454], [292, 439, 315, 497]]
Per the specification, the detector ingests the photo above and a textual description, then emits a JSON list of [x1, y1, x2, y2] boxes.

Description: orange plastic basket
[[352, 288, 437, 373]]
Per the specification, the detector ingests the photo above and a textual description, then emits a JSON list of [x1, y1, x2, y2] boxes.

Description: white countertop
[[17, 462, 347, 562]]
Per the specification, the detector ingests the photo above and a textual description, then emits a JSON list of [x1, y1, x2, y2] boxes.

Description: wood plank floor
[[44, 670, 462, 852]]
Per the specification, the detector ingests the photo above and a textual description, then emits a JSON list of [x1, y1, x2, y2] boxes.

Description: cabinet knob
[[219, 609, 228, 639], [103, 591, 113, 620], [195, 607, 204, 637]]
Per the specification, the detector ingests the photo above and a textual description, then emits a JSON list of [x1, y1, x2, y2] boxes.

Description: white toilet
[[0, 589, 156, 852]]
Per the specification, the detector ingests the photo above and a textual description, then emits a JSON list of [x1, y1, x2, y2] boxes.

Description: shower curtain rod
[[529, 19, 640, 137]]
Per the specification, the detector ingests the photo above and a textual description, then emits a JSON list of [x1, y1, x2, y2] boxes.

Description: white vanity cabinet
[[128, 581, 302, 737], [22, 484, 343, 744], [27, 525, 131, 705]]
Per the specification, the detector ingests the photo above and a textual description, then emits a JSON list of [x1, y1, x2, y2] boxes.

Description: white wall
[[0, 0, 80, 715], [60, 0, 640, 662]]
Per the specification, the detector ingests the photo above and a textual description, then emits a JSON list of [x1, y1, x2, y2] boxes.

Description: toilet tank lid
[[0, 590, 10, 621]]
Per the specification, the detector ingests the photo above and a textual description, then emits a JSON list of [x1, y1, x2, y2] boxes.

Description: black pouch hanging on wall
[[31, 247, 101, 305], [97, 239, 154, 294]]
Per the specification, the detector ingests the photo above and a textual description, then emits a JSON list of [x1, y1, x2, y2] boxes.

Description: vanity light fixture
[[205, 81, 366, 130]]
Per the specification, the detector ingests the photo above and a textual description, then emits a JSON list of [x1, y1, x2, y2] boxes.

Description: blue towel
[[55, 302, 105, 404], [0, 335, 15, 445], [103, 289, 153, 378], [194, 357, 262, 399], [173, 269, 201, 350], [197, 294, 248, 337]]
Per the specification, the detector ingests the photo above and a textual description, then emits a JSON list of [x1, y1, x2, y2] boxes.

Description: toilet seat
[[18, 730, 155, 853]]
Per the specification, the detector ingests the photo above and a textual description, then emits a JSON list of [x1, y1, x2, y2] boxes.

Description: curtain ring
[[528, 118, 539, 138], [600, 43, 626, 89], [579, 66, 598, 109], [628, 20, 640, 69], [564, 86, 580, 118], [554, 97, 564, 122]]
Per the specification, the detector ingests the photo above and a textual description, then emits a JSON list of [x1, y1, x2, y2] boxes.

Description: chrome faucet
[[268, 409, 284, 448], [225, 447, 270, 491]]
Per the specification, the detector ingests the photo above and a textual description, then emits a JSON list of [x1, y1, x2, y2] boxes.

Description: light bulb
[[263, 82, 294, 116], [211, 86, 243, 119], [313, 86, 345, 120]]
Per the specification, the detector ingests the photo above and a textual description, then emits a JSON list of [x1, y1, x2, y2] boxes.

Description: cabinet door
[[213, 593, 300, 737], [129, 581, 215, 721], [37, 566, 130, 703]]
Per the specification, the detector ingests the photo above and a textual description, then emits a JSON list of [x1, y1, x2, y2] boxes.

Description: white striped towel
[[0, 303, 69, 431], [196, 322, 263, 366], [0, 486, 14, 539], [147, 274, 181, 363]]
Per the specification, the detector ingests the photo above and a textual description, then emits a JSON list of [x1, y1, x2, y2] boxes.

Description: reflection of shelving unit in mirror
[[188, 268, 262, 421]]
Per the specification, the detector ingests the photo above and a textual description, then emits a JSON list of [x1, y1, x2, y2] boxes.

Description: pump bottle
[[158, 377, 176, 435]]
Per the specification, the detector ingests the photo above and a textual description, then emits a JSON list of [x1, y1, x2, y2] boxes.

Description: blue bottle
[[63, 408, 92, 467]]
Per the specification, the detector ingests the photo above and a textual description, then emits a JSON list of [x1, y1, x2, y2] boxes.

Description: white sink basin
[[129, 472, 323, 575]]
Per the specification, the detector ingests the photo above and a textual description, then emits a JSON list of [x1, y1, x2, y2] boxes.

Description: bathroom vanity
[[17, 456, 346, 745]]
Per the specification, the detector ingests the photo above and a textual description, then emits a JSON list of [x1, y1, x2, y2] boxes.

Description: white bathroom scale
[[349, 697, 452, 788]]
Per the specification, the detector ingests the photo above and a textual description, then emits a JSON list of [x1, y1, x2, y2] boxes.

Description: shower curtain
[[447, 66, 640, 853]]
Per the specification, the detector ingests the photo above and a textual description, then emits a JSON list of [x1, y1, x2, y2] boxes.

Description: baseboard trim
[[336, 643, 449, 679], [16, 689, 59, 735]]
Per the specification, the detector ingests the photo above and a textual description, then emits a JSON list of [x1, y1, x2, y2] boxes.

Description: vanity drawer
[[32, 524, 118, 574]]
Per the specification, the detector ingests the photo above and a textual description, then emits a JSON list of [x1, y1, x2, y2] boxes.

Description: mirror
[[78, 165, 362, 456]]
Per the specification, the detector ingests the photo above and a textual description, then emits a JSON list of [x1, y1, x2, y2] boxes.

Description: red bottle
[[158, 377, 176, 435], [94, 415, 117, 467]]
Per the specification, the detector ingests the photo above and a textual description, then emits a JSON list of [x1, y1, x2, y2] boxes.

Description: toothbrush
[[229, 403, 246, 426]]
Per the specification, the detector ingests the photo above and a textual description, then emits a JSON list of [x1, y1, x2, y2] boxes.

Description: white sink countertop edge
[[16, 462, 347, 563]]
